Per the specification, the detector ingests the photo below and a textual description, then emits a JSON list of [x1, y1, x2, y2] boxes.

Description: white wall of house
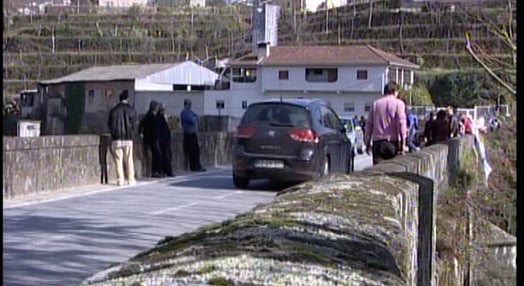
[[203, 90, 265, 119], [262, 90, 381, 118], [99, 0, 148, 7], [261, 65, 386, 93], [304, 0, 347, 11], [229, 76, 263, 94], [134, 91, 205, 118], [189, 0, 206, 7]]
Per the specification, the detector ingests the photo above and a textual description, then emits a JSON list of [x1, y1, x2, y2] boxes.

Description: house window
[[387, 68, 397, 83], [231, 68, 257, 83], [357, 70, 368, 80], [242, 101, 248, 109], [216, 100, 225, 110], [364, 102, 372, 112], [88, 90, 95, 104], [278, 70, 289, 80], [344, 103, 355, 112], [305, 68, 337, 83]]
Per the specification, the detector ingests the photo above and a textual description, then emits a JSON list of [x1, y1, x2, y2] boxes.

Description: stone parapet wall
[[83, 138, 473, 285], [3, 132, 235, 199], [3, 135, 101, 198]]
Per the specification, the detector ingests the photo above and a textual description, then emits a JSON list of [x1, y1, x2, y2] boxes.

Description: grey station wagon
[[232, 98, 353, 189]]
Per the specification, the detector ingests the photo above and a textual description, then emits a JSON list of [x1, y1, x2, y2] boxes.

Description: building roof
[[230, 45, 419, 68], [39, 63, 180, 85]]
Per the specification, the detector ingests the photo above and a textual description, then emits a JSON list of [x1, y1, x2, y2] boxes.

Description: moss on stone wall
[[83, 175, 419, 285]]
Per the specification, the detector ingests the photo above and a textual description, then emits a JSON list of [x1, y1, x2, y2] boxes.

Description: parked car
[[339, 116, 364, 155], [232, 98, 353, 189]]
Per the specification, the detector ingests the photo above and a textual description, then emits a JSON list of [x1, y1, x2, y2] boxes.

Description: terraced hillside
[[3, 1, 516, 96]]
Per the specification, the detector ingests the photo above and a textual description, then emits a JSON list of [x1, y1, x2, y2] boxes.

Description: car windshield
[[340, 119, 354, 132], [243, 103, 310, 127]]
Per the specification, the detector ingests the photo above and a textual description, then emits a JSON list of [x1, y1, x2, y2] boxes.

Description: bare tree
[[368, 0, 373, 28], [463, 1, 516, 95]]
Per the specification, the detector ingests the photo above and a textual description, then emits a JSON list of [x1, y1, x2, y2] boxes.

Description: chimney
[[257, 41, 270, 62]]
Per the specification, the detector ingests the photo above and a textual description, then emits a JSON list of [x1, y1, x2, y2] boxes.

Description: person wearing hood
[[139, 100, 163, 177], [157, 103, 174, 177]]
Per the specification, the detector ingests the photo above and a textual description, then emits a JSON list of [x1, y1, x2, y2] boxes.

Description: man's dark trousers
[[183, 132, 202, 171]]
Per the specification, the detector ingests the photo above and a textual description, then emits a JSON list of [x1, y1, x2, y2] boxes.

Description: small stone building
[[37, 61, 219, 135]]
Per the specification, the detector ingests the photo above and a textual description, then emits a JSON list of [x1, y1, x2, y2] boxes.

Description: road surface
[[3, 155, 372, 286]]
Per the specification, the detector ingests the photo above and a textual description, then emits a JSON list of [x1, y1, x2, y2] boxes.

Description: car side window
[[327, 109, 342, 131], [319, 106, 335, 129]]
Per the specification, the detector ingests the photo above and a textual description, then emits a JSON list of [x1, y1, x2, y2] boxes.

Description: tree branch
[[465, 32, 516, 95]]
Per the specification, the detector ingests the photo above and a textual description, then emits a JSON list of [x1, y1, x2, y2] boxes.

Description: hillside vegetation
[[2, 0, 516, 104]]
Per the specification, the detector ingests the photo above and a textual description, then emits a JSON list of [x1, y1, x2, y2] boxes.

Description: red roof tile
[[230, 45, 418, 68]]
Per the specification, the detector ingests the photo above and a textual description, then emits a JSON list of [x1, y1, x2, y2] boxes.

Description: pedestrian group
[[107, 83, 499, 184], [364, 81, 496, 165], [107, 92, 205, 186]]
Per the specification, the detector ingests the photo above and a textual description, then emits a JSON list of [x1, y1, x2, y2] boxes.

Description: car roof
[[252, 98, 326, 107]]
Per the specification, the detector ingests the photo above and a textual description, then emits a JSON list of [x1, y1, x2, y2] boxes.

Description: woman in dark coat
[[139, 100, 163, 177], [429, 109, 451, 145], [157, 103, 174, 177]]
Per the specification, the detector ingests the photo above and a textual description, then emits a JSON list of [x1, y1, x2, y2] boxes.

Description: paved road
[[3, 155, 372, 286]]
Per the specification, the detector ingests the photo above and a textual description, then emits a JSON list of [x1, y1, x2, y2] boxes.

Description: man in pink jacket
[[364, 81, 407, 165]]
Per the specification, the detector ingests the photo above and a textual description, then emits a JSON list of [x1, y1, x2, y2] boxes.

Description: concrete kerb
[[3, 166, 228, 209]]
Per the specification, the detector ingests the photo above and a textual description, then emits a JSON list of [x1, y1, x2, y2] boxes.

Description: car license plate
[[254, 160, 284, 169]]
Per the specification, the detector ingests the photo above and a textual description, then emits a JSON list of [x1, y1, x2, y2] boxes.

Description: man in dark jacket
[[139, 100, 163, 177], [108, 90, 137, 186], [157, 103, 174, 177]]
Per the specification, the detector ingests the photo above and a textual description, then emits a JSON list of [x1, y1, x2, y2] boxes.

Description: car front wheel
[[233, 172, 249, 189]]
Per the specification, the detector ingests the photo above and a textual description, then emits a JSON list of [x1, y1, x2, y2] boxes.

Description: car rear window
[[243, 103, 310, 127]]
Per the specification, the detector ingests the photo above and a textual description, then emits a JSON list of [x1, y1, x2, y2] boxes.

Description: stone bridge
[[3, 134, 515, 285]]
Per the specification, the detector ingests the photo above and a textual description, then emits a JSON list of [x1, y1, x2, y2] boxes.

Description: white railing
[[411, 104, 511, 122]]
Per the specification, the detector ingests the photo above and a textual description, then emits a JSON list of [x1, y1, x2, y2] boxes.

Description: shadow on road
[[3, 212, 156, 286], [169, 173, 299, 192]]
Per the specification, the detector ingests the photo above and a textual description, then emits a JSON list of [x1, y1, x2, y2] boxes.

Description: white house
[[205, 43, 419, 120]]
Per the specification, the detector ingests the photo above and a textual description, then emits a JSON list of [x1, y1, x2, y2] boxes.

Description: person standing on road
[[108, 90, 137, 186], [423, 111, 436, 146], [429, 109, 451, 145], [364, 81, 407, 165], [359, 115, 366, 135], [157, 103, 174, 177], [180, 99, 206, 172], [447, 106, 459, 138], [139, 100, 164, 177], [406, 105, 420, 152]]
